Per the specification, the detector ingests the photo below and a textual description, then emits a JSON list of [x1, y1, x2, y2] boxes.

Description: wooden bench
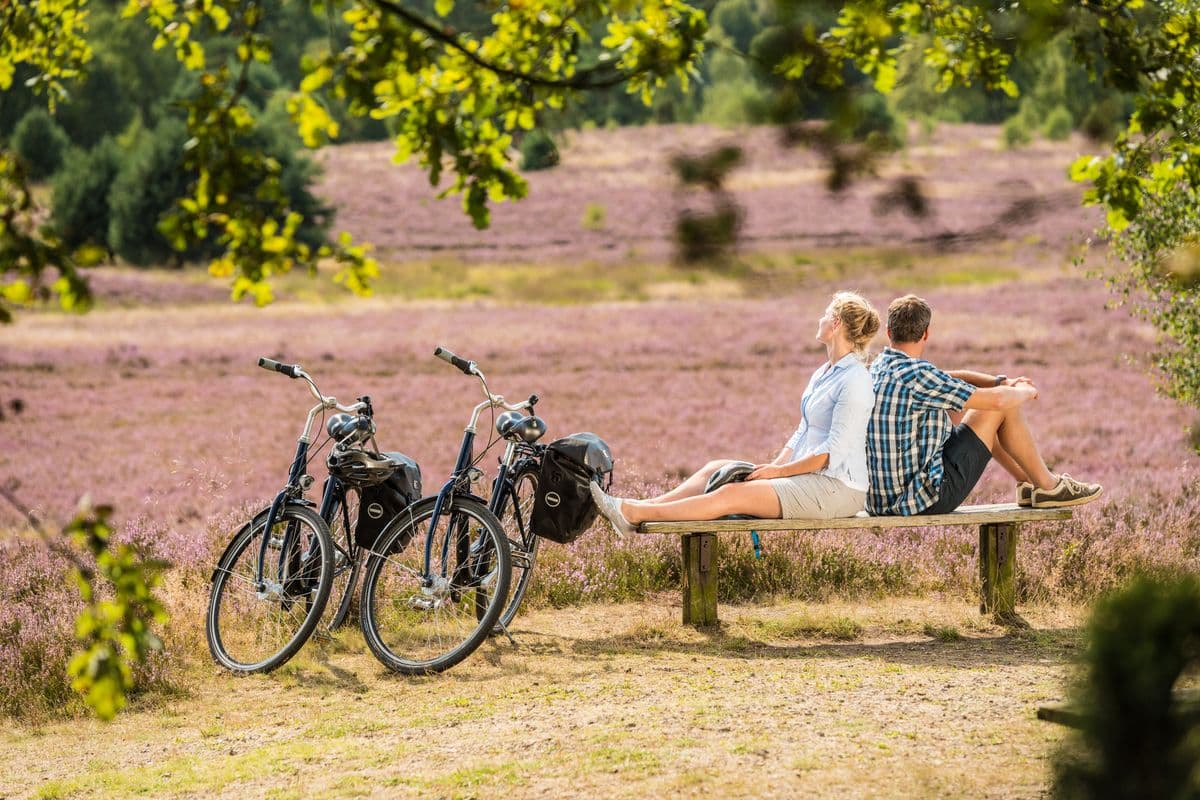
[[637, 503, 1073, 626]]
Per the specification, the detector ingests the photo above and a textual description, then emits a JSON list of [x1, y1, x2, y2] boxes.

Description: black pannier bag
[[530, 432, 614, 544], [355, 453, 422, 549]]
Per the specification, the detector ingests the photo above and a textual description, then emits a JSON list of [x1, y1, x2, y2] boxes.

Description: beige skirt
[[768, 473, 866, 519]]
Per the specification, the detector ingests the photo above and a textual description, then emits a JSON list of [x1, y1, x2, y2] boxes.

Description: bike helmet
[[704, 461, 756, 493], [495, 411, 547, 444], [326, 412, 374, 445], [326, 448, 397, 486]]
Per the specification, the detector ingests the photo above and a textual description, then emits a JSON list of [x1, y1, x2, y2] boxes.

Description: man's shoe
[[589, 481, 637, 538], [1015, 482, 1033, 507], [1031, 474, 1103, 508]]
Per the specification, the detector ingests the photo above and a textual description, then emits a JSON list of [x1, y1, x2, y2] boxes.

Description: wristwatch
[[994, 374, 1007, 387]]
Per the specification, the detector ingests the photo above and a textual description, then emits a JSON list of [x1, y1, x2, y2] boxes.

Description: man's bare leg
[[643, 459, 737, 504], [624, 480, 781, 524], [951, 409, 1029, 483], [962, 407, 1055, 490]]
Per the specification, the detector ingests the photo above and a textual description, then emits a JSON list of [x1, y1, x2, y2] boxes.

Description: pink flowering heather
[[1, 124, 1197, 716]]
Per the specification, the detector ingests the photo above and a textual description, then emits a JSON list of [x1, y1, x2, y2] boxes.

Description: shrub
[[51, 138, 123, 251], [851, 91, 902, 147], [1003, 113, 1033, 149], [11, 109, 70, 180], [1042, 106, 1074, 141], [520, 129, 559, 171], [107, 115, 330, 267], [107, 119, 194, 266], [1053, 575, 1200, 799], [581, 203, 607, 231]]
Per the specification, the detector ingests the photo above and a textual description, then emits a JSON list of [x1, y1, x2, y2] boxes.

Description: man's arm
[[962, 383, 1039, 411], [949, 370, 1034, 388], [948, 369, 1000, 387]]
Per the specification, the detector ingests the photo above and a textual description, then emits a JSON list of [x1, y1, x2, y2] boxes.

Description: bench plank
[[638, 503, 1071, 535]]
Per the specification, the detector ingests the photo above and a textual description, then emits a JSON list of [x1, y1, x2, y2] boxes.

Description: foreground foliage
[[1054, 574, 1200, 799]]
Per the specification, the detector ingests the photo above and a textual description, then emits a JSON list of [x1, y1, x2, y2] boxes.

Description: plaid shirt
[[866, 347, 975, 515]]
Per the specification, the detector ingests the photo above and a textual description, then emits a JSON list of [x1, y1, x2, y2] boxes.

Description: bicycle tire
[[206, 503, 334, 673], [494, 462, 541, 630], [359, 496, 511, 675]]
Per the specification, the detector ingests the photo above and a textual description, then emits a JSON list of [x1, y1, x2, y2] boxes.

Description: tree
[[12, 108, 70, 179], [3, 0, 1200, 404]]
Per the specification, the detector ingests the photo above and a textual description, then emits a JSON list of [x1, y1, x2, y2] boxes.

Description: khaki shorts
[[768, 473, 866, 519]]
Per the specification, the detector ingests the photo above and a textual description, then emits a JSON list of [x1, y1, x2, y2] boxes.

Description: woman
[[591, 291, 880, 535]]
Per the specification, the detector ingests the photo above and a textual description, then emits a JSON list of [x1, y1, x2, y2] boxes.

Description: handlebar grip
[[528, 394, 539, 407], [257, 357, 301, 378], [433, 346, 475, 375]]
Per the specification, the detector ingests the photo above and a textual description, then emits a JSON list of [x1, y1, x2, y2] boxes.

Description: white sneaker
[[589, 481, 636, 538]]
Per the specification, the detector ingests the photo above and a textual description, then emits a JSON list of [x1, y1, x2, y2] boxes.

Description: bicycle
[[206, 358, 359, 672], [358, 347, 520, 674]]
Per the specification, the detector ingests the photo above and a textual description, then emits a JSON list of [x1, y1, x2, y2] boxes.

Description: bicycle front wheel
[[206, 504, 334, 673], [495, 463, 541, 630], [359, 496, 511, 675]]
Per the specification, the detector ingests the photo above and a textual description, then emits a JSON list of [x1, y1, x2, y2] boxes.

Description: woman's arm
[[747, 452, 828, 481]]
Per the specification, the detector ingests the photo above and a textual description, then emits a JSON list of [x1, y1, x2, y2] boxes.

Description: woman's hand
[[747, 464, 782, 481]]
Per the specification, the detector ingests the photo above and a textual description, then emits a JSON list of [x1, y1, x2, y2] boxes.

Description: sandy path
[[6, 598, 1082, 799]]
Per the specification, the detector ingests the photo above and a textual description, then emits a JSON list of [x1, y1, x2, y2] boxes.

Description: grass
[[5, 598, 1087, 799], [132, 239, 1069, 311]]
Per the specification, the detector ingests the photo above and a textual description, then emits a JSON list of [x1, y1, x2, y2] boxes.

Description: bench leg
[[979, 522, 1019, 622], [682, 532, 718, 627]]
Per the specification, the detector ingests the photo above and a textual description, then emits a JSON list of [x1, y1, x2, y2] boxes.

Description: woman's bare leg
[[643, 459, 737, 504], [624, 481, 781, 524]]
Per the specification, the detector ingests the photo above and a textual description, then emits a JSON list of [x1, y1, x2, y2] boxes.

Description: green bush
[[107, 119, 194, 266], [1042, 106, 1074, 141], [12, 109, 70, 180], [520, 129, 559, 171], [851, 91, 902, 146], [1003, 113, 1033, 149], [581, 203, 607, 231], [107, 114, 330, 267], [51, 139, 124, 251], [1053, 574, 1200, 799]]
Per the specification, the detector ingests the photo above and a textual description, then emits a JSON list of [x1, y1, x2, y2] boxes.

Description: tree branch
[[368, 0, 643, 89]]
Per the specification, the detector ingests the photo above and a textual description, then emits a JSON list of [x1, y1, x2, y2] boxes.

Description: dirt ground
[[5, 597, 1084, 800]]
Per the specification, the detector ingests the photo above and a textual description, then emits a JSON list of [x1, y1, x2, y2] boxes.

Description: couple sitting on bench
[[591, 292, 1102, 536]]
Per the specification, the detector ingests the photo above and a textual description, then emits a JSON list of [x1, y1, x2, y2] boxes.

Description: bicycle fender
[[208, 500, 316, 584]]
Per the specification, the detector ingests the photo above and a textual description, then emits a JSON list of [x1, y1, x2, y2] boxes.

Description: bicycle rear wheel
[[495, 462, 541, 630], [359, 496, 511, 675], [206, 504, 333, 673]]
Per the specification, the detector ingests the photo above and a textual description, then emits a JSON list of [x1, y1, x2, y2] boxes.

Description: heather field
[[2, 124, 1199, 798]]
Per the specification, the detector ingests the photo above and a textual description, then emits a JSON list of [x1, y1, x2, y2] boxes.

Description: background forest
[[0, 0, 1130, 270]]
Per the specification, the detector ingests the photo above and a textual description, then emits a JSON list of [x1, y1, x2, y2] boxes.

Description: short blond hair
[[830, 291, 881, 354]]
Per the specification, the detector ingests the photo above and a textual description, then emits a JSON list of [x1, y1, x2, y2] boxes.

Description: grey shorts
[[768, 473, 866, 519]]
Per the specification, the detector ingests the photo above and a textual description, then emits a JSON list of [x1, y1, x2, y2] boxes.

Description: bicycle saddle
[[326, 412, 374, 445], [495, 411, 547, 444]]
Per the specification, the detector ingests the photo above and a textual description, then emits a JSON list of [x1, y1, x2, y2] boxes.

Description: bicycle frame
[[252, 363, 367, 594], [422, 359, 535, 587]]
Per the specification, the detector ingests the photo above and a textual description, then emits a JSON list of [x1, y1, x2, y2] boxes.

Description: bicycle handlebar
[[258, 357, 303, 379], [433, 346, 477, 376]]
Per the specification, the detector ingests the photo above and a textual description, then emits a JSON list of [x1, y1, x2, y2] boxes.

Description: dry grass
[[6, 597, 1085, 800]]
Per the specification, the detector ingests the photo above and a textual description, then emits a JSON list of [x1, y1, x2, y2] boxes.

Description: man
[[867, 294, 1102, 516]]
